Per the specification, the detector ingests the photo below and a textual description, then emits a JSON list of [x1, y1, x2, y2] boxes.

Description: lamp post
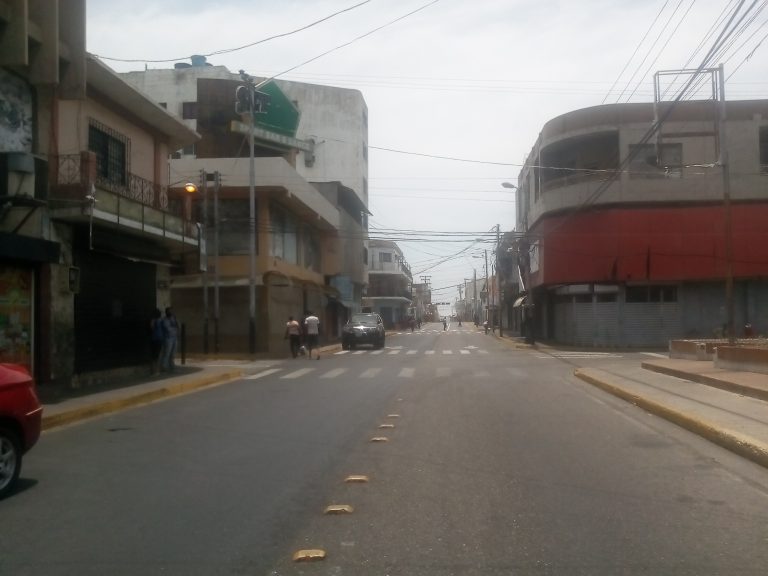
[[185, 176, 210, 354]]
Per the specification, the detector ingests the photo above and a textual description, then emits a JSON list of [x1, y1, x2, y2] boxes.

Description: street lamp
[[185, 173, 210, 354]]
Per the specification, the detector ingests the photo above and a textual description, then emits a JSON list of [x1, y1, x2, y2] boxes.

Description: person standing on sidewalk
[[160, 307, 179, 372], [285, 316, 302, 358], [149, 308, 164, 375], [303, 311, 320, 360]]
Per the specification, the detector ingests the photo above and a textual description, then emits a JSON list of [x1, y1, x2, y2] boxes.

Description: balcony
[[49, 152, 198, 251]]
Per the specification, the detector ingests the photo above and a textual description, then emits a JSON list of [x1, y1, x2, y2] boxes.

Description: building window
[[158, 102, 167, 109], [760, 127, 768, 174], [379, 252, 392, 263], [218, 199, 253, 255], [270, 203, 298, 264], [629, 143, 683, 178], [88, 120, 129, 186], [363, 247, 368, 265], [303, 227, 321, 272], [182, 102, 198, 119], [626, 285, 677, 303], [596, 293, 617, 303]]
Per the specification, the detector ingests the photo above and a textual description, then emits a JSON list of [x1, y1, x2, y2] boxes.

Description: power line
[[624, 0, 698, 102], [615, 0, 688, 102], [246, 0, 443, 92], [603, 0, 671, 104], [94, 0, 374, 63]]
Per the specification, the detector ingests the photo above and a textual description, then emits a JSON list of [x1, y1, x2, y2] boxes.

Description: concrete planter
[[716, 346, 768, 375]]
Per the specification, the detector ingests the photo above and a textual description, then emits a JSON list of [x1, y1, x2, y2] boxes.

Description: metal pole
[[213, 171, 221, 354], [484, 249, 489, 324], [473, 268, 477, 324], [496, 224, 502, 336], [201, 170, 209, 354], [248, 82, 257, 354], [718, 63, 735, 344]]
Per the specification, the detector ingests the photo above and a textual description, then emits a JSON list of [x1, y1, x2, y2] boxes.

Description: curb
[[574, 368, 768, 471], [42, 369, 244, 431]]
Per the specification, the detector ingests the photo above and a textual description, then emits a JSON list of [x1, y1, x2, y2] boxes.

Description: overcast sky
[[87, 0, 768, 303]]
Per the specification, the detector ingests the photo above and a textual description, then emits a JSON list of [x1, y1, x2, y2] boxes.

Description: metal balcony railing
[[50, 153, 197, 241]]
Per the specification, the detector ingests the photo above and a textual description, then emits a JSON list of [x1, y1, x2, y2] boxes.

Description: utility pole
[[213, 171, 221, 354], [200, 169, 209, 354], [484, 249, 489, 325], [718, 63, 735, 344], [473, 268, 477, 324], [237, 71, 270, 354], [496, 223, 502, 336]]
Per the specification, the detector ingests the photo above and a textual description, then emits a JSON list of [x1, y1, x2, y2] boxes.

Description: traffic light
[[235, 85, 251, 115]]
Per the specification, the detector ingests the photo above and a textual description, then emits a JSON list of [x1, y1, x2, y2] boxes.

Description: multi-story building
[[364, 240, 412, 328], [515, 98, 768, 347], [1, 2, 200, 387], [120, 58, 369, 354]]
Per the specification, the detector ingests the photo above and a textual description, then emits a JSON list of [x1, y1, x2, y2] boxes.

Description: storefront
[[0, 266, 34, 370]]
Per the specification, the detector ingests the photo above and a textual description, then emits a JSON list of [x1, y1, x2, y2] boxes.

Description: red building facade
[[517, 100, 768, 347]]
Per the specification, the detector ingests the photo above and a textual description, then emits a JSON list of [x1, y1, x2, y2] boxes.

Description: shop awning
[[513, 294, 528, 308], [0, 231, 60, 263]]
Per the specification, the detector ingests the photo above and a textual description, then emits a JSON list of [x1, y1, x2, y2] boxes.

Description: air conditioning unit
[[1, 153, 36, 197]]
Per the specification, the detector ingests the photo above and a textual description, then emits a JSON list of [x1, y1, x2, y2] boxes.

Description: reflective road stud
[[293, 549, 326, 562], [324, 504, 354, 515], [344, 475, 370, 483]]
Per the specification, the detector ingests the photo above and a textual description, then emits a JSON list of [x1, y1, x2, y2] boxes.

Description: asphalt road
[[3, 323, 768, 575]]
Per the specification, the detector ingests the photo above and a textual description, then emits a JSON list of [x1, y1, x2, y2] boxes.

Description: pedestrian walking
[[303, 311, 320, 360], [149, 308, 164, 375], [160, 306, 179, 372], [285, 316, 301, 358]]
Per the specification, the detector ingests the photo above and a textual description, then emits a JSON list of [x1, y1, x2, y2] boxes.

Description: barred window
[[88, 120, 129, 186]]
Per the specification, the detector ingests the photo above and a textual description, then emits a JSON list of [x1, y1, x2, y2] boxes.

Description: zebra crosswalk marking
[[281, 368, 315, 379], [388, 350, 400, 355], [321, 368, 347, 379], [360, 367, 382, 378], [399, 367, 415, 378], [370, 350, 384, 355], [406, 350, 418, 355], [425, 350, 435, 355], [353, 350, 366, 355], [334, 350, 350, 355], [460, 349, 471, 355], [245, 368, 282, 380], [442, 350, 453, 355]]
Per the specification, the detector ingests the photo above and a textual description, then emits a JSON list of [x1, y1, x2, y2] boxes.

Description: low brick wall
[[669, 339, 718, 361], [716, 346, 768, 375]]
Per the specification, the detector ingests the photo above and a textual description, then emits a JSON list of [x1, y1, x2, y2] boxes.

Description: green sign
[[255, 81, 299, 137]]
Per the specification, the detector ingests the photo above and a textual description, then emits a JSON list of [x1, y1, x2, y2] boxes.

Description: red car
[[0, 364, 43, 499]]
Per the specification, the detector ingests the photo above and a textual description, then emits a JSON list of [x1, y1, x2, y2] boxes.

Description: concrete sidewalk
[[574, 360, 768, 470], [41, 365, 245, 431], [39, 341, 346, 431], [492, 331, 768, 469]]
